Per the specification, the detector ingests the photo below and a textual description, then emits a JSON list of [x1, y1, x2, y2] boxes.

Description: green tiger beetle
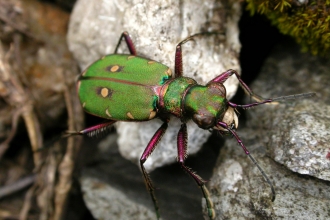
[[67, 32, 315, 219]]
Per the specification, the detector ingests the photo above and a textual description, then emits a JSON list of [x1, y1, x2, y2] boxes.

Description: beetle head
[[186, 82, 237, 130]]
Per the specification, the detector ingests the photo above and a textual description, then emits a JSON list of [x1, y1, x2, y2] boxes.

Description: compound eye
[[192, 113, 215, 129]]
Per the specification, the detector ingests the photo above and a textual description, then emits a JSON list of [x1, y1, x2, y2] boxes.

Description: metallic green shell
[[162, 77, 197, 117], [184, 84, 227, 118], [77, 54, 172, 121]]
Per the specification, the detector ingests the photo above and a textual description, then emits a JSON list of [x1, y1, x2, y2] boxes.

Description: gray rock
[[81, 132, 220, 220], [81, 176, 155, 220], [81, 135, 155, 220], [249, 43, 330, 181], [207, 43, 330, 219], [67, 0, 242, 171], [269, 102, 330, 181]]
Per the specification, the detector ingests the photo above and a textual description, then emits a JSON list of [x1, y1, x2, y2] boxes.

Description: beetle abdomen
[[77, 54, 172, 121]]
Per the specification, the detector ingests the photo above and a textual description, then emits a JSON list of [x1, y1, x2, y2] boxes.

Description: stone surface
[[207, 41, 330, 219], [81, 135, 155, 220], [249, 41, 330, 181], [67, 0, 242, 171], [81, 133, 221, 220], [269, 103, 330, 181], [81, 176, 155, 220]]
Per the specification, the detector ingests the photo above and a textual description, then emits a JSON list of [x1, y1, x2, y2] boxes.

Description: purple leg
[[174, 33, 214, 78], [177, 124, 215, 219], [64, 120, 116, 138], [210, 69, 265, 102], [174, 44, 183, 77], [114, 31, 137, 55], [174, 38, 263, 101], [140, 120, 169, 219], [217, 121, 276, 201], [210, 70, 315, 106]]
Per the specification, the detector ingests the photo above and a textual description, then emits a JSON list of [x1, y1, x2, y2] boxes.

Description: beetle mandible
[[70, 32, 315, 219]]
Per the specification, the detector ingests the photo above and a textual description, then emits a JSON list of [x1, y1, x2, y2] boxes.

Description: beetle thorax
[[160, 77, 198, 118], [183, 82, 228, 129]]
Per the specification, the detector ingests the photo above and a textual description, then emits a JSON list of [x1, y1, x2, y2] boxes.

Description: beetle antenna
[[247, 153, 276, 201], [217, 121, 276, 201], [229, 92, 315, 109], [271, 92, 315, 102]]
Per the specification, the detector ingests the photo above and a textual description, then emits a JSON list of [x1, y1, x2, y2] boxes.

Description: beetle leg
[[140, 120, 169, 219], [174, 34, 200, 77], [114, 32, 137, 55], [174, 33, 220, 78], [177, 123, 215, 219], [64, 120, 116, 138], [210, 69, 265, 102], [174, 41, 184, 77], [174, 35, 264, 101]]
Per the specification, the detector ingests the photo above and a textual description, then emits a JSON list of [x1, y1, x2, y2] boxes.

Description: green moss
[[246, 0, 330, 56]]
